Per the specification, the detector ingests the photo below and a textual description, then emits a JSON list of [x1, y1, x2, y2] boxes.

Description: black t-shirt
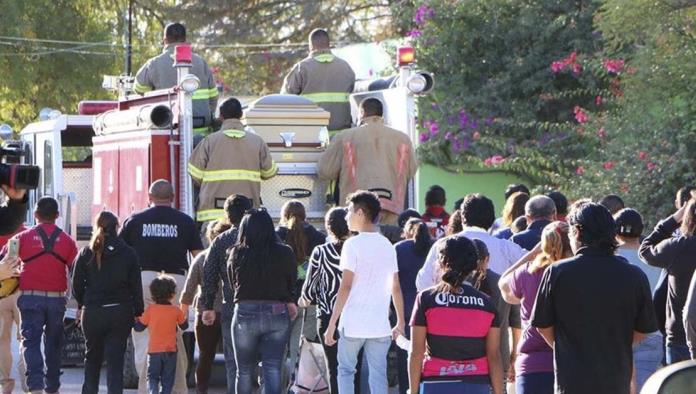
[[119, 205, 203, 275], [230, 242, 297, 303], [531, 247, 657, 394]]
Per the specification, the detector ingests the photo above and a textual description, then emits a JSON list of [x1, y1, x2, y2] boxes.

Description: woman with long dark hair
[[394, 218, 432, 394], [276, 200, 326, 372], [72, 211, 143, 394], [229, 208, 297, 394], [409, 236, 503, 394], [299, 207, 360, 393]]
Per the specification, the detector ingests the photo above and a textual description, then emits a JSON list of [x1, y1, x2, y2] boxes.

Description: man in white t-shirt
[[324, 190, 405, 394]]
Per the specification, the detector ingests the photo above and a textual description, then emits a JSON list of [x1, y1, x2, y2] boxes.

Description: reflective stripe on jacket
[[317, 116, 418, 215], [188, 119, 277, 221], [134, 44, 219, 135], [281, 49, 355, 131]]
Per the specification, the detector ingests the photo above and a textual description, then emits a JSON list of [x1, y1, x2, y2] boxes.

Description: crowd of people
[[3, 179, 696, 394]]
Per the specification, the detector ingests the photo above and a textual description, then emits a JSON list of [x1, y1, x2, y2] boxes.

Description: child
[[135, 275, 188, 394], [324, 190, 406, 394], [421, 185, 449, 239]]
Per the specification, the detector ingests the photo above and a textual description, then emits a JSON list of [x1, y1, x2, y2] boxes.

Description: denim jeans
[[232, 303, 291, 394], [147, 352, 177, 394], [634, 332, 662, 392], [419, 381, 490, 394], [337, 330, 391, 394], [516, 371, 554, 394], [17, 294, 66, 393], [221, 306, 236, 394], [665, 343, 690, 365]]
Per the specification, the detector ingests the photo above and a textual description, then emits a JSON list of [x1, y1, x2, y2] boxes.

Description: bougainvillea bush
[[404, 0, 696, 224]]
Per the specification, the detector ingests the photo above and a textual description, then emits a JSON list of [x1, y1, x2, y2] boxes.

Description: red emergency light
[[175, 44, 192, 64], [397, 46, 416, 66], [78, 101, 118, 115]]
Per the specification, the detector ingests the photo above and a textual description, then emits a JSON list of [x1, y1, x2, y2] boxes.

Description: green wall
[[416, 164, 528, 216]]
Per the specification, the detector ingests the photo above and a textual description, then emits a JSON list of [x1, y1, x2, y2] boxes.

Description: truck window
[[44, 139, 53, 196]]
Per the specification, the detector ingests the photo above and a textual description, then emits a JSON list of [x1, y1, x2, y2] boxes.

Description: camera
[[0, 140, 40, 190]]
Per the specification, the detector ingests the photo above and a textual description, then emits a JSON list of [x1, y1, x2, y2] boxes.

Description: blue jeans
[[634, 332, 662, 392], [17, 294, 66, 393], [147, 352, 177, 394], [419, 381, 489, 394], [232, 303, 291, 394], [516, 371, 554, 394], [666, 343, 690, 365], [221, 306, 236, 394], [337, 330, 391, 394]]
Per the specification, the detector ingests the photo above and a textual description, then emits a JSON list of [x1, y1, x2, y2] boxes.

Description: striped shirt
[[301, 242, 343, 317], [411, 284, 500, 383]]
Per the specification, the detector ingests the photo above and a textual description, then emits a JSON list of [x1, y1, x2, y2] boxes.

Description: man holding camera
[[0, 185, 28, 394]]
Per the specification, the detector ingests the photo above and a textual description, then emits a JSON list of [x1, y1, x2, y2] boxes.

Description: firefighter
[[281, 28, 355, 133], [188, 97, 278, 223], [317, 98, 418, 226], [134, 22, 218, 136]]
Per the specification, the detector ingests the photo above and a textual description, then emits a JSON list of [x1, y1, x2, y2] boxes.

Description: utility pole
[[125, 0, 133, 75]]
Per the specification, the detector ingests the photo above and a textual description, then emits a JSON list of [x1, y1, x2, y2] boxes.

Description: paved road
[[9, 327, 400, 393]]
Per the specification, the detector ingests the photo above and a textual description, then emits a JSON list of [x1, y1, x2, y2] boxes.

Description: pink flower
[[419, 133, 430, 143], [414, 5, 435, 25], [445, 132, 453, 141], [574, 106, 589, 124], [576, 166, 585, 175], [647, 162, 657, 171], [595, 96, 603, 106], [427, 120, 440, 136], [603, 59, 625, 74], [603, 161, 615, 170], [638, 151, 648, 161], [473, 131, 481, 140], [572, 63, 582, 75], [407, 29, 422, 39], [551, 61, 565, 73], [597, 127, 606, 138], [564, 52, 577, 65], [484, 155, 505, 167]]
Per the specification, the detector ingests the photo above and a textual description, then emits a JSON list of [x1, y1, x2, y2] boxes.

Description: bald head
[[309, 29, 330, 51], [149, 179, 174, 205], [526, 195, 556, 222]]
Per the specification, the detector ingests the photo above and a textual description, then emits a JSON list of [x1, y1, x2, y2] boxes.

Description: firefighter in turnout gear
[[188, 98, 278, 223], [281, 28, 355, 132], [317, 98, 418, 226], [134, 22, 218, 135]]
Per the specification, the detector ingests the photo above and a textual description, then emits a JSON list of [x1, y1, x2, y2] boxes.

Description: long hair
[[436, 236, 479, 294], [446, 209, 463, 236], [502, 191, 530, 227], [404, 218, 432, 257], [471, 238, 489, 290], [280, 200, 308, 264], [326, 207, 350, 245], [234, 208, 278, 267], [530, 221, 573, 273], [682, 197, 696, 237], [89, 211, 119, 270]]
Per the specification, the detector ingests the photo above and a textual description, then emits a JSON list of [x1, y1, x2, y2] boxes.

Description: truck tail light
[[397, 46, 416, 67]]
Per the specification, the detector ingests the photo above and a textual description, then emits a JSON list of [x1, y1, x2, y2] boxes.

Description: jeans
[[634, 332, 662, 392], [516, 371, 554, 394], [17, 294, 66, 393], [194, 312, 222, 394], [337, 330, 391, 394], [147, 352, 177, 394], [232, 303, 291, 394], [221, 306, 236, 394], [316, 315, 361, 394], [81, 304, 134, 394], [665, 343, 690, 365], [419, 381, 490, 394]]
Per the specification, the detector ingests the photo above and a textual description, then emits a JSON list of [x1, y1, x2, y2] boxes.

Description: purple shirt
[[507, 262, 553, 375]]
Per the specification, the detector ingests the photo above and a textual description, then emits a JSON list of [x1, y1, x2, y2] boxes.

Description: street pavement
[[9, 327, 400, 393]]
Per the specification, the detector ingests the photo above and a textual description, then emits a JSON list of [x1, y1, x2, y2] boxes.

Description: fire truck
[[17, 43, 432, 386]]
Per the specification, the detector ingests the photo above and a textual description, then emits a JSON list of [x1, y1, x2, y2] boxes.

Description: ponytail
[[89, 211, 119, 270], [404, 218, 433, 257], [280, 200, 308, 265], [435, 236, 479, 294]]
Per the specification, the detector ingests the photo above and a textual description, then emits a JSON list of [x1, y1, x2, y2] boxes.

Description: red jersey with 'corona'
[[410, 284, 499, 383]]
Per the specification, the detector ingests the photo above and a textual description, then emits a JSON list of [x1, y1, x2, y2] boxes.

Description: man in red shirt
[[0, 197, 78, 394]]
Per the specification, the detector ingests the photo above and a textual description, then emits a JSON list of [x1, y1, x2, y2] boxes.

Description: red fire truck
[[17, 43, 432, 387]]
